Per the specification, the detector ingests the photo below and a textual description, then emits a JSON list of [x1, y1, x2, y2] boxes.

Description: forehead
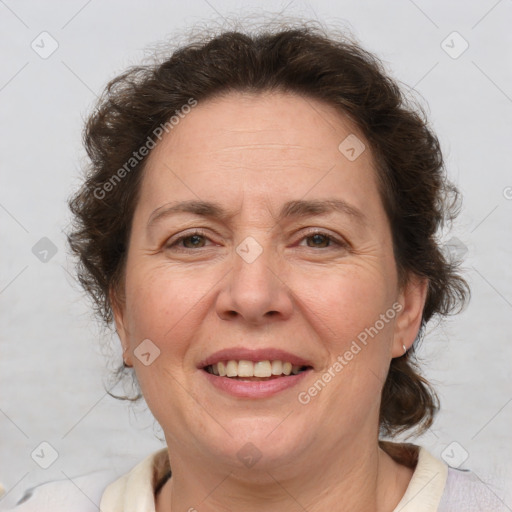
[[150, 91, 366, 156], [137, 91, 381, 220]]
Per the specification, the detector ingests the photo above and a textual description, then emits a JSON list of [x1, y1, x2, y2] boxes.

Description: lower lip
[[201, 369, 311, 398]]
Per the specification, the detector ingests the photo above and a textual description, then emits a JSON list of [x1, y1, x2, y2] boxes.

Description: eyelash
[[166, 229, 348, 252]]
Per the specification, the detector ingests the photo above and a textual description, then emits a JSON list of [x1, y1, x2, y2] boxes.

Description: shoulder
[[3, 448, 169, 512], [438, 467, 510, 511], [2, 469, 119, 512], [385, 441, 510, 512]]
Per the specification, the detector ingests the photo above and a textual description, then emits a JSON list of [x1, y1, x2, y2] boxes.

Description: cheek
[[124, 262, 198, 335], [122, 265, 206, 378], [293, 263, 395, 348], [122, 268, 203, 415]]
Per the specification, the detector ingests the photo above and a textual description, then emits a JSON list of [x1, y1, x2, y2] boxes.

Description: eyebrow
[[147, 198, 367, 230]]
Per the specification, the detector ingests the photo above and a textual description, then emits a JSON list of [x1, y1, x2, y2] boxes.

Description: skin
[[112, 91, 428, 512]]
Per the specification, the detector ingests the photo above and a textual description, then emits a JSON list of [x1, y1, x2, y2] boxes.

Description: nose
[[215, 238, 294, 325]]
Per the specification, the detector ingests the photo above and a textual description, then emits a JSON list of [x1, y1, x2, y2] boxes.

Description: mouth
[[198, 348, 314, 398], [203, 360, 312, 381]]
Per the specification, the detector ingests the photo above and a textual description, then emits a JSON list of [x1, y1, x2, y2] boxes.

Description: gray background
[[1, 0, 511, 508]]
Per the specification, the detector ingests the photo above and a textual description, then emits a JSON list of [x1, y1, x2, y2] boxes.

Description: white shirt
[[3, 443, 507, 511]]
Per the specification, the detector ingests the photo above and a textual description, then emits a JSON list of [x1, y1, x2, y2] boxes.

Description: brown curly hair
[[67, 20, 470, 438]]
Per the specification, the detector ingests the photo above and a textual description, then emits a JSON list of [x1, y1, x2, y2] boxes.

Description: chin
[[195, 413, 314, 470]]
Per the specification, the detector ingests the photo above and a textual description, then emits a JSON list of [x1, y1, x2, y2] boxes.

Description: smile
[[204, 360, 310, 380], [198, 348, 314, 397]]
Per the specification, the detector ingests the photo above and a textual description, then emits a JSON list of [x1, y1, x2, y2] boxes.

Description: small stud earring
[[402, 344, 407, 355]]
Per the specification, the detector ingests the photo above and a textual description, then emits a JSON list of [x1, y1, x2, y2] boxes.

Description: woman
[[10, 19, 497, 512]]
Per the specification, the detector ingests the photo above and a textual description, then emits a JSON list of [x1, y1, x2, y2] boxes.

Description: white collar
[[391, 445, 448, 511]]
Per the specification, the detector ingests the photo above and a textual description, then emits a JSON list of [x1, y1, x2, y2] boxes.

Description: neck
[[156, 440, 414, 512]]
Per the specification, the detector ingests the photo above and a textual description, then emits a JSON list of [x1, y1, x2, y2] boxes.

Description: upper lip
[[197, 347, 314, 369]]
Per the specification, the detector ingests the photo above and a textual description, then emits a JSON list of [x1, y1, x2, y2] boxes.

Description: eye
[[166, 230, 212, 251], [298, 230, 347, 249]]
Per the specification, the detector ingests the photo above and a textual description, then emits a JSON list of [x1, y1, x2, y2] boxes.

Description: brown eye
[[166, 230, 211, 251], [299, 230, 346, 249], [306, 233, 331, 248], [181, 234, 206, 248]]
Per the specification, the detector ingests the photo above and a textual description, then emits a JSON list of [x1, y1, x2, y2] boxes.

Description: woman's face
[[113, 91, 426, 472]]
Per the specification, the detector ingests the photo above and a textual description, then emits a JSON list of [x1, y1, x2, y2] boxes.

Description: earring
[[402, 344, 407, 355]]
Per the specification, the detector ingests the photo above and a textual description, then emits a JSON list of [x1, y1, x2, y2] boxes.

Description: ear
[[110, 286, 133, 367], [392, 275, 428, 358]]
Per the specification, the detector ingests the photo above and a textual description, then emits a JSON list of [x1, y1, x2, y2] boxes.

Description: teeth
[[238, 360, 254, 377], [271, 360, 282, 375], [254, 361, 272, 377], [226, 360, 238, 377], [207, 360, 308, 378]]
